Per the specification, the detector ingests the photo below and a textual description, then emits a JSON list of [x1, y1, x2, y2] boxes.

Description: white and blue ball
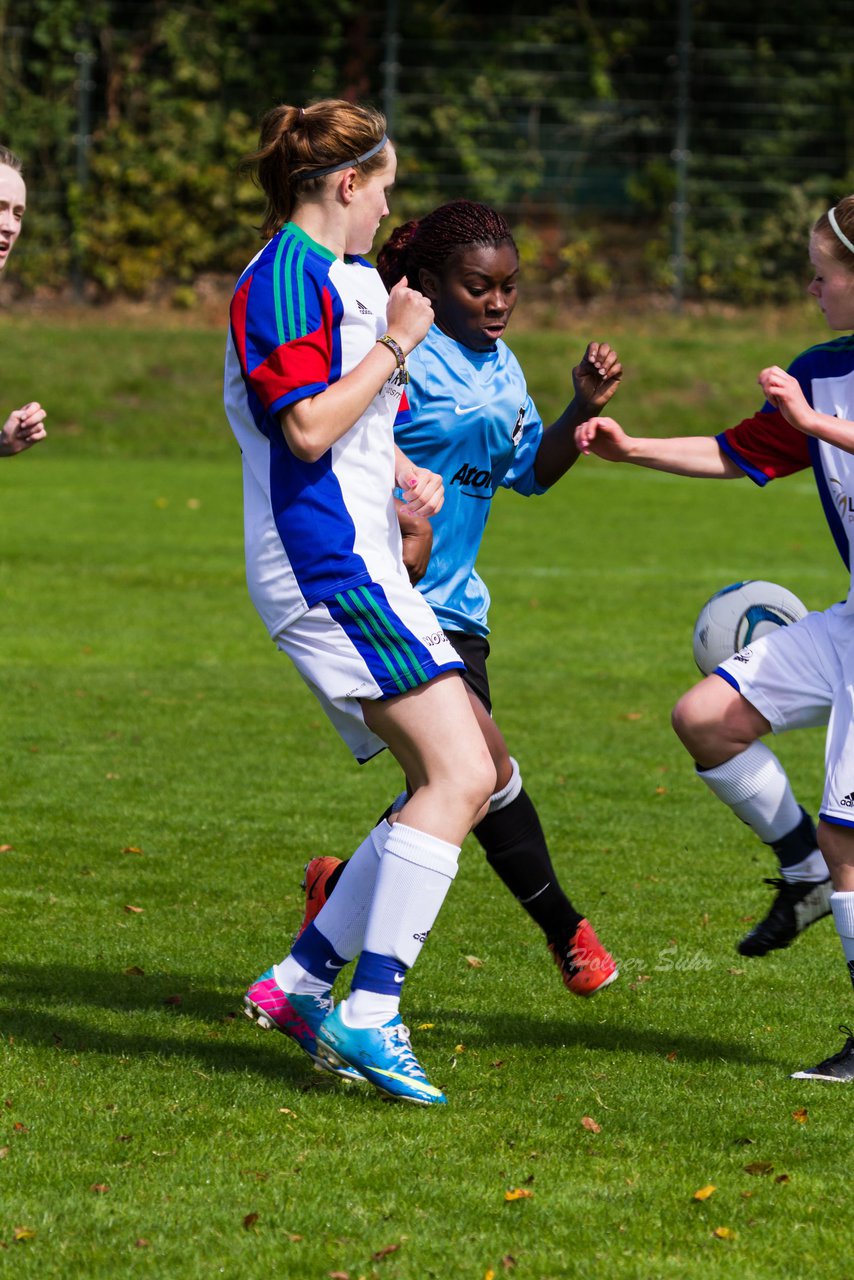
[[692, 580, 808, 675]]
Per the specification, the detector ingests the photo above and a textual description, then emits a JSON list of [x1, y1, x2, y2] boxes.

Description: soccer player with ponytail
[[577, 195, 854, 1081], [226, 104, 496, 1105]]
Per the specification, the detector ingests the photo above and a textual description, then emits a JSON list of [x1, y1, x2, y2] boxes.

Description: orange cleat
[[547, 919, 618, 997], [296, 856, 343, 939]]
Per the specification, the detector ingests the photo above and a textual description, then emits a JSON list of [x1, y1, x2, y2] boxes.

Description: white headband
[[828, 206, 854, 255]]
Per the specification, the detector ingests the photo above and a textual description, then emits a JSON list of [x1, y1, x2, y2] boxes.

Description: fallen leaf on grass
[[372, 1243, 401, 1260], [416, 1023, 434, 1030], [666, 1051, 678, 1062], [693, 1184, 716, 1201], [124, 905, 143, 914], [162, 995, 182, 1006], [502, 1258, 517, 1271], [278, 1108, 298, 1118], [0, 845, 14, 853], [328, 1272, 350, 1279], [13, 1227, 36, 1242], [504, 1188, 534, 1202], [122, 846, 143, 855], [124, 966, 145, 977], [134, 1239, 150, 1248], [485, 1270, 496, 1280], [117, 1135, 132, 1143], [744, 1161, 774, 1176], [712, 1226, 736, 1240], [581, 1116, 601, 1134], [491, 1060, 505, 1069], [286, 1233, 303, 1242], [775, 1174, 791, 1184], [0, 1147, 8, 1159], [454, 1044, 466, 1053], [792, 1107, 808, 1124], [242, 1213, 259, 1230], [466, 955, 483, 968], [90, 1184, 109, 1194]]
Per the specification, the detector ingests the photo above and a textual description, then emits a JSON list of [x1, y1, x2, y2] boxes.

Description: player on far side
[[227, 100, 498, 1106], [575, 194, 854, 1081], [299, 199, 622, 999], [0, 145, 46, 458]]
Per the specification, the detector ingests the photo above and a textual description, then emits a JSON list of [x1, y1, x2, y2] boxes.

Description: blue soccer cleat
[[243, 968, 364, 1083], [315, 1006, 447, 1105]]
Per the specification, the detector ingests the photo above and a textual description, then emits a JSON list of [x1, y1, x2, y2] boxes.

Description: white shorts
[[716, 601, 854, 826], [275, 575, 464, 763]]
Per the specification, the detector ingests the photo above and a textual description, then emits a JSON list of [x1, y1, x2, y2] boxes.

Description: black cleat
[[737, 876, 833, 957], [791, 1025, 854, 1082]]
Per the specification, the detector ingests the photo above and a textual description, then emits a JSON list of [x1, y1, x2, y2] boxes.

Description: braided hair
[[377, 199, 516, 293]]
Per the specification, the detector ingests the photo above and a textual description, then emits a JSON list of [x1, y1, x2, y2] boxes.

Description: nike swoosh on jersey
[[454, 403, 488, 415]]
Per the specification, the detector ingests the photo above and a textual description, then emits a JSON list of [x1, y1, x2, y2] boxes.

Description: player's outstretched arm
[[533, 341, 623, 487], [0, 402, 47, 457], [759, 365, 854, 455], [575, 416, 743, 478]]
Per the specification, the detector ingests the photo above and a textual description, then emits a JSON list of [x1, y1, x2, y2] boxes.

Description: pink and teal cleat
[[243, 968, 364, 1083]]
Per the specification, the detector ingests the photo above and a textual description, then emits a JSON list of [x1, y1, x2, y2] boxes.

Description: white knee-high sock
[[831, 891, 854, 990], [274, 821, 388, 996], [343, 822, 459, 1028], [311, 820, 389, 959], [698, 741, 829, 880]]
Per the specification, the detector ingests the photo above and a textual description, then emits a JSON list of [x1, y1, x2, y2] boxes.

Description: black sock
[[771, 807, 819, 869], [325, 861, 346, 895], [473, 788, 582, 941]]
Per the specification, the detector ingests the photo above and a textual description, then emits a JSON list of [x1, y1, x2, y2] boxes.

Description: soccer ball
[[692, 580, 808, 675]]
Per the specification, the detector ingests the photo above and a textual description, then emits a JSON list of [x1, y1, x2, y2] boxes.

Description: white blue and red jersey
[[394, 324, 547, 637], [718, 335, 854, 606], [224, 222, 412, 637]]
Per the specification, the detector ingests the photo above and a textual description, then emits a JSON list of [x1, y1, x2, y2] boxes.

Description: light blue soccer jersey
[[394, 324, 546, 636]]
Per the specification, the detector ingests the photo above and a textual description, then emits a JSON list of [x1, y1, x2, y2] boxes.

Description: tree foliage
[[1, 0, 852, 301]]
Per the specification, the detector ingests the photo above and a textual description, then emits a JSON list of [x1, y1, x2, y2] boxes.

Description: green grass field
[[1, 303, 851, 1279]]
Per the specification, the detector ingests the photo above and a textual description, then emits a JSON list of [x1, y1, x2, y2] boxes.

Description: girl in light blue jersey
[[301, 199, 623, 998]]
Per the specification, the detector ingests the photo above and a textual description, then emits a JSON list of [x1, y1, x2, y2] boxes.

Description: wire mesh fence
[[2, 2, 852, 303]]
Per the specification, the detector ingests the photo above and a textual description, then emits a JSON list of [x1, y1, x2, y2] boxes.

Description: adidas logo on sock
[[356, 300, 373, 314]]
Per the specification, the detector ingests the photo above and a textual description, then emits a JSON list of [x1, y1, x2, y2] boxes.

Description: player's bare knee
[[671, 686, 711, 754]]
